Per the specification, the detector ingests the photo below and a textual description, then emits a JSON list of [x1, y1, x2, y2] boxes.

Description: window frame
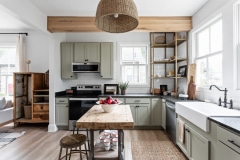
[[194, 17, 223, 87], [0, 43, 17, 100], [234, 1, 240, 90], [117, 42, 150, 87]]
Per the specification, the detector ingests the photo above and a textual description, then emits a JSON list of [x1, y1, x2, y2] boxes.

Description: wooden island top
[[76, 105, 134, 130]]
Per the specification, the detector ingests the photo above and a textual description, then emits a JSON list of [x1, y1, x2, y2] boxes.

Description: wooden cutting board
[[187, 63, 196, 85], [187, 64, 196, 100]]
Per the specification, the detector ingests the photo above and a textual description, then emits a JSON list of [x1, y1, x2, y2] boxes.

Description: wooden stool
[[58, 134, 88, 160], [72, 120, 90, 151]]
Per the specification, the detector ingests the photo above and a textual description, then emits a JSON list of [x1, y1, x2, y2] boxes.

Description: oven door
[[69, 97, 98, 130]]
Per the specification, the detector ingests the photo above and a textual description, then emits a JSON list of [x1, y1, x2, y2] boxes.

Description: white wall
[[191, 0, 240, 109], [53, 32, 151, 94]]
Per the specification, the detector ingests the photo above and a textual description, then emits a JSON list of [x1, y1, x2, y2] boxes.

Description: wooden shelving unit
[[13, 72, 49, 125], [150, 32, 188, 95]]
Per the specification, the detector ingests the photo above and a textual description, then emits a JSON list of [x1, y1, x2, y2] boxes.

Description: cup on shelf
[[112, 138, 118, 146], [105, 146, 110, 151], [111, 131, 118, 138], [99, 135, 105, 143], [104, 132, 110, 139], [104, 139, 111, 146]]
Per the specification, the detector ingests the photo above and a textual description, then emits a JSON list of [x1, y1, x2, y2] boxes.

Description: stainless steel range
[[68, 84, 101, 130]]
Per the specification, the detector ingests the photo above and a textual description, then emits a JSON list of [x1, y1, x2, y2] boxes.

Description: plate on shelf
[[167, 75, 174, 77], [163, 59, 169, 61]]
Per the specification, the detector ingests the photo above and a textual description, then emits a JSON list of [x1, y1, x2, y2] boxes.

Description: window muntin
[[120, 44, 148, 85], [195, 18, 222, 86]]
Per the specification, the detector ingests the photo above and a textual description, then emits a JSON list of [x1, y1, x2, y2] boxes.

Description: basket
[[155, 36, 165, 44], [24, 105, 32, 119]]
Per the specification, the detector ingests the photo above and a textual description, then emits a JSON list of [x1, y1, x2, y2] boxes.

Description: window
[[195, 18, 222, 86], [0, 44, 16, 100], [119, 43, 148, 85]]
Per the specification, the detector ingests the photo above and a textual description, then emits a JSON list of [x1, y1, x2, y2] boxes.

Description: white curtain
[[15, 34, 26, 72]]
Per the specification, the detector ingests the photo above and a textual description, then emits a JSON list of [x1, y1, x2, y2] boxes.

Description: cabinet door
[[74, 43, 86, 62], [151, 98, 161, 126], [187, 124, 209, 160], [217, 141, 240, 160], [56, 103, 69, 126], [61, 43, 77, 79], [130, 105, 137, 125], [86, 43, 100, 62], [161, 99, 166, 130], [176, 118, 188, 156], [100, 42, 113, 78], [136, 104, 150, 126]]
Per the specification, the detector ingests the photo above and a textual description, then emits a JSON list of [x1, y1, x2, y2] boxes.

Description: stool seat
[[60, 134, 87, 148], [58, 134, 88, 160]]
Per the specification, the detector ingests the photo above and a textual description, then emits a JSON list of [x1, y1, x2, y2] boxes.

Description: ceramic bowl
[[96, 101, 122, 113]]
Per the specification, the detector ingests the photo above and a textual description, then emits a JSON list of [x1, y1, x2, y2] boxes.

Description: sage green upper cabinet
[[61, 43, 77, 79], [74, 42, 100, 62], [100, 42, 113, 78]]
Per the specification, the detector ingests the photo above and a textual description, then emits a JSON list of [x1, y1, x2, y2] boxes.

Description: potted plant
[[119, 81, 129, 95]]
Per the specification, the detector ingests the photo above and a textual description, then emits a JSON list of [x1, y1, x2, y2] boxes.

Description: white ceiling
[[0, 0, 209, 31]]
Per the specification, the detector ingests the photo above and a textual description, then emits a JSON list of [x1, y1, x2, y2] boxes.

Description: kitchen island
[[76, 105, 134, 160]]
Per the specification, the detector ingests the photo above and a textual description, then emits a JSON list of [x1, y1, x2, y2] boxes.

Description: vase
[[121, 90, 126, 95]]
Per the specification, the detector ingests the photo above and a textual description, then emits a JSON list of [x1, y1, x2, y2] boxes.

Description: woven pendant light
[[95, 0, 139, 33]]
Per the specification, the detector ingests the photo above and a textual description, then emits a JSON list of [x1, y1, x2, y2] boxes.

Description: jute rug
[[0, 131, 25, 149], [131, 141, 187, 160]]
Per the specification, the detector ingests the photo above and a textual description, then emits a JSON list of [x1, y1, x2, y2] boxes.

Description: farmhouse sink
[[176, 102, 240, 132]]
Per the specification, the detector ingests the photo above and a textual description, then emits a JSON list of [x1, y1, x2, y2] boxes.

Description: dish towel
[[178, 119, 185, 144]]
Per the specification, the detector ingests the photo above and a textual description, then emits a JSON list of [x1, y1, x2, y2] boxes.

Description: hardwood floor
[[0, 123, 182, 160]]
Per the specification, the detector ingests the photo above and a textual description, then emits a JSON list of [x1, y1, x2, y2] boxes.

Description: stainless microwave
[[72, 62, 100, 72]]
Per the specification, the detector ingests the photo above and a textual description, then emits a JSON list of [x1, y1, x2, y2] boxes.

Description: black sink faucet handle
[[218, 97, 221, 106]]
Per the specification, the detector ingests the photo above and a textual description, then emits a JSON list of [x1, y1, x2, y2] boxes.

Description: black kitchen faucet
[[209, 85, 233, 108]]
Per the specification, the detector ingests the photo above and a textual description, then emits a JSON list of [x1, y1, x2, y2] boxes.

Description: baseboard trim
[[48, 123, 58, 132]]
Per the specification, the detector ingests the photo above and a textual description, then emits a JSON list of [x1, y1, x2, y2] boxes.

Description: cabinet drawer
[[56, 98, 69, 104], [126, 98, 150, 104], [33, 113, 49, 121], [33, 104, 49, 112], [217, 126, 240, 153]]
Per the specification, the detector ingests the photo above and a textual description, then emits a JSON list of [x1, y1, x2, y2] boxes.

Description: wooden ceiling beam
[[47, 16, 192, 33]]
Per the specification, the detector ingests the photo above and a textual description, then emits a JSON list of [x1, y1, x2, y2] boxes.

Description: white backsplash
[[195, 87, 240, 110]]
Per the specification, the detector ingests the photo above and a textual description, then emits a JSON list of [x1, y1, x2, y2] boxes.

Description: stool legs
[[59, 143, 88, 160]]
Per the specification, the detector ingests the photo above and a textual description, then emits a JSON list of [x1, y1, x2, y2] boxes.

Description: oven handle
[[69, 98, 98, 101]]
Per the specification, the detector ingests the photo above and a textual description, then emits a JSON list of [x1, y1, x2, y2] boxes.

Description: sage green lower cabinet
[[126, 98, 150, 126], [151, 98, 161, 126], [100, 43, 113, 78], [176, 118, 210, 160], [176, 118, 188, 156], [161, 99, 166, 130], [55, 98, 69, 127], [216, 126, 240, 160]]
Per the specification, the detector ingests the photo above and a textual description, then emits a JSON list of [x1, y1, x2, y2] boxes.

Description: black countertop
[[98, 93, 160, 98], [56, 91, 196, 103], [209, 116, 240, 134]]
